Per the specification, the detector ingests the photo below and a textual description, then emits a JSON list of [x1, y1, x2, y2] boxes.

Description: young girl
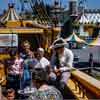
[[6, 50, 24, 91]]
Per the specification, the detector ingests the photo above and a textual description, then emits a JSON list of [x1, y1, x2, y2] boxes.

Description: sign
[[0, 34, 18, 47]]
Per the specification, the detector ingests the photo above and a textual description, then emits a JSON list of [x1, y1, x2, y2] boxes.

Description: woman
[[21, 51, 38, 89]]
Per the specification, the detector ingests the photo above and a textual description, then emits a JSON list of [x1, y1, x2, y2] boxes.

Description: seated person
[[28, 67, 63, 100], [35, 48, 50, 69], [35, 48, 56, 85], [51, 38, 74, 99]]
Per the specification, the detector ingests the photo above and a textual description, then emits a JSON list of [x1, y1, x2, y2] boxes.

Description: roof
[[0, 4, 21, 23], [77, 13, 100, 24], [65, 32, 86, 43], [0, 4, 50, 29], [0, 27, 61, 34], [0, 28, 44, 34]]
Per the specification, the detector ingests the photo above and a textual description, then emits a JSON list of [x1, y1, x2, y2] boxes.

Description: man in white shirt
[[51, 38, 74, 99], [35, 48, 55, 85], [35, 48, 50, 69]]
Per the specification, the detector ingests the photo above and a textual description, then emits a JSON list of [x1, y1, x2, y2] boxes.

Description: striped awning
[[79, 14, 89, 24], [78, 13, 100, 24], [65, 32, 86, 43]]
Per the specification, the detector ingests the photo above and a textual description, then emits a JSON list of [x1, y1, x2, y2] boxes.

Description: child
[[6, 50, 24, 91], [6, 89, 15, 100]]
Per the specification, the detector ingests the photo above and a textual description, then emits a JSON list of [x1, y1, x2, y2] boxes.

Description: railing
[[67, 70, 100, 100]]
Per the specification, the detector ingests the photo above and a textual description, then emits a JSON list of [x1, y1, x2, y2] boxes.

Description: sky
[[0, 0, 100, 12]]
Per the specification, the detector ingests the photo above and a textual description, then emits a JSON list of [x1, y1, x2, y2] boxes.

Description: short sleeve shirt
[[28, 86, 63, 100], [35, 57, 50, 69]]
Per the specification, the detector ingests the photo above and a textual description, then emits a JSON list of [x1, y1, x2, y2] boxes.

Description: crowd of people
[[0, 38, 74, 100]]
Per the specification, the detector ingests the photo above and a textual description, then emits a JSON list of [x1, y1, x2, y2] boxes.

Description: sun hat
[[51, 38, 67, 49]]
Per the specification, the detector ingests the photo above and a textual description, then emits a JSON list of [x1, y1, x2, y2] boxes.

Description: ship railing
[[67, 70, 100, 99]]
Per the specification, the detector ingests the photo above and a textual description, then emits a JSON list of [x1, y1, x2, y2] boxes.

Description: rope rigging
[[20, 0, 53, 26], [29, 0, 44, 24], [37, 0, 53, 25], [32, 0, 53, 25]]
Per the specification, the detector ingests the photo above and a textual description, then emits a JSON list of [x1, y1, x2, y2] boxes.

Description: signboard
[[0, 34, 18, 47]]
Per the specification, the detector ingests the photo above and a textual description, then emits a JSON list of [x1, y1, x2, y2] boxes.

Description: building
[[75, 9, 100, 37], [0, 3, 60, 55], [62, 0, 100, 38]]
